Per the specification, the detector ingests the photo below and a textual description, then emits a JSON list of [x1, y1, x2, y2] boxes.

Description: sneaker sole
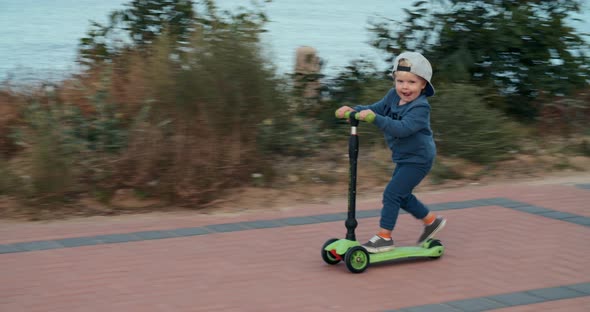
[[363, 246, 395, 254], [418, 218, 447, 245]]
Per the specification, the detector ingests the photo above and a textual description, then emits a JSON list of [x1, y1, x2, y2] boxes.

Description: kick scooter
[[321, 111, 444, 273]]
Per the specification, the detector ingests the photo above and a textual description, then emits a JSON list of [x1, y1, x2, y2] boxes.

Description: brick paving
[[0, 177, 589, 311]]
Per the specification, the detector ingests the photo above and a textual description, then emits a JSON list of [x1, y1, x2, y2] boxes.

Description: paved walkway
[[1, 178, 589, 311]]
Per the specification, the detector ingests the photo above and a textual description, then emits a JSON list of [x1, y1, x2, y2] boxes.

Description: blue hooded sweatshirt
[[354, 88, 436, 165]]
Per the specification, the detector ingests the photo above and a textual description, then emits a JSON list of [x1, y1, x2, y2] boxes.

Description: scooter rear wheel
[[426, 239, 444, 259], [428, 239, 443, 248], [321, 238, 341, 265]]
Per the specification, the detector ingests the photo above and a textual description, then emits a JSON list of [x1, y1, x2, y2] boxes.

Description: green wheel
[[321, 238, 341, 265], [427, 239, 444, 259], [421, 238, 442, 248], [428, 239, 443, 248], [344, 246, 370, 273]]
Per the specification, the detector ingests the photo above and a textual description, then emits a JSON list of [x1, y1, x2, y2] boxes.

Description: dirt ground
[[1, 150, 588, 223], [199, 164, 590, 216], [194, 149, 590, 215]]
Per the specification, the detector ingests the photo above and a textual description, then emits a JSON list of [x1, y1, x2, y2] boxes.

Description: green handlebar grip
[[340, 110, 376, 123], [363, 112, 376, 123]]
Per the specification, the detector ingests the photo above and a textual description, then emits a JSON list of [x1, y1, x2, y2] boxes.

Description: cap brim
[[425, 83, 435, 97]]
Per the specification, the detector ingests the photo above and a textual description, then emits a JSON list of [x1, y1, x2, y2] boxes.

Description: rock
[[294, 46, 321, 98]]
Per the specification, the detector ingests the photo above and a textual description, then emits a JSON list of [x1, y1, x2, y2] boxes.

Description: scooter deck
[[325, 238, 444, 264], [368, 245, 443, 263]]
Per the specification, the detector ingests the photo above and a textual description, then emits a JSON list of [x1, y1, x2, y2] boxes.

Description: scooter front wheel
[[345, 246, 370, 273]]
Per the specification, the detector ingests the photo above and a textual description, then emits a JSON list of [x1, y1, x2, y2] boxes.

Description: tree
[[369, 0, 590, 119], [78, 0, 195, 66], [120, 0, 195, 46], [78, 0, 270, 67]]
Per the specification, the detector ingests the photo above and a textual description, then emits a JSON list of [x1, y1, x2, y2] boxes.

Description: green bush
[[103, 14, 289, 204], [0, 158, 22, 195], [8, 86, 134, 201], [1, 2, 295, 208], [13, 100, 79, 199], [429, 161, 463, 185], [430, 83, 519, 164], [257, 116, 324, 157]]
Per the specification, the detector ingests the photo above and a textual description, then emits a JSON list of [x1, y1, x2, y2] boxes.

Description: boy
[[335, 51, 446, 253]]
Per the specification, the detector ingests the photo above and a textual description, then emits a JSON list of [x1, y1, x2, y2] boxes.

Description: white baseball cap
[[392, 51, 435, 96]]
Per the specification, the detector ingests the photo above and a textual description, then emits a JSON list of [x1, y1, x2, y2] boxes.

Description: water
[[0, 0, 129, 83], [1, 0, 589, 84]]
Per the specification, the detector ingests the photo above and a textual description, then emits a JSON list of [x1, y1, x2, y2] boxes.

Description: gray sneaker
[[417, 216, 446, 244], [362, 235, 395, 253]]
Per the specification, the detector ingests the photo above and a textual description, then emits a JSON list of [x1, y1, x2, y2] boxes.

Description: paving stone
[[356, 209, 381, 218], [563, 216, 590, 227], [461, 199, 495, 207], [133, 230, 178, 240], [58, 237, 102, 247], [13, 240, 62, 251], [526, 286, 586, 300], [430, 201, 478, 210], [395, 303, 460, 312], [205, 223, 248, 233], [497, 200, 530, 208], [239, 220, 284, 229], [510, 205, 553, 214], [170, 227, 211, 236], [0, 197, 586, 253], [566, 283, 590, 295], [313, 212, 346, 222], [94, 233, 144, 243], [537, 211, 579, 220], [487, 292, 545, 306], [428, 203, 446, 211], [0, 244, 24, 254], [486, 198, 523, 207], [0, 183, 589, 312], [281, 216, 322, 226], [445, 297, 507, 311]]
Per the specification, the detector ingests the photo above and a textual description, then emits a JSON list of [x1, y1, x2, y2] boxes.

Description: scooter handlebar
[[337, 110, 376, 123]]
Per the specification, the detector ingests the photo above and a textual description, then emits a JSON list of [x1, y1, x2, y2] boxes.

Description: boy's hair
[[397, 58, 411, 67]]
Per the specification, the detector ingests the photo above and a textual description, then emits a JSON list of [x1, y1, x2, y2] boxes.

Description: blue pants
[[380, 162, 432, 230]]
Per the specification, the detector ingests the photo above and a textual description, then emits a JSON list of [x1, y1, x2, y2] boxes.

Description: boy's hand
[[335, 106, 355, 118], [358, 109, 375, 121]]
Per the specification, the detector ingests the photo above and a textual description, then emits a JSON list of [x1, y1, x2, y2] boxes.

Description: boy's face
[[394, 71, 427, 104]]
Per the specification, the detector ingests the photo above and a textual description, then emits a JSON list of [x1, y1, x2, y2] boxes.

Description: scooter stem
[[345, 112, 359, 241]]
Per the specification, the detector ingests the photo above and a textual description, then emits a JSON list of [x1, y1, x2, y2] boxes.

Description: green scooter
[[321, 111, 444, 273]]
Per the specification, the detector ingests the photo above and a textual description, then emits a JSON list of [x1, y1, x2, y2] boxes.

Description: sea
[[1, 0, 589, 84]]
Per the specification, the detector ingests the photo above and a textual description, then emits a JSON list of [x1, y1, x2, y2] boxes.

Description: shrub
[[430, 83, 519, 164], [8, 84, 134, 201], [102, 18, 288, 204], [0, 2, 293, 209]]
